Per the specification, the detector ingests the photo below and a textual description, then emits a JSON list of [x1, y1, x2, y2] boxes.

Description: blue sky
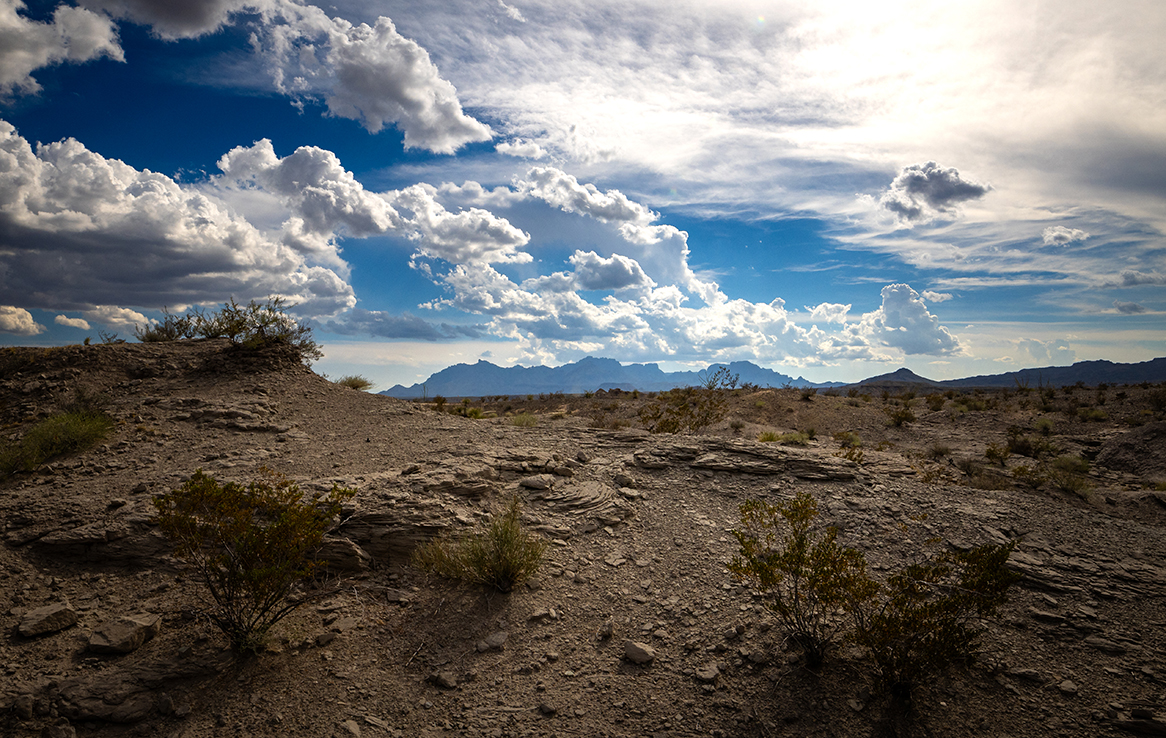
[[1, 0, 1163, 388]]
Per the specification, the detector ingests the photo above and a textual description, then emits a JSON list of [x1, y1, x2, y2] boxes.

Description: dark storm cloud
[[1113, 300, 1147, 314], [880, 161, 992, 222]]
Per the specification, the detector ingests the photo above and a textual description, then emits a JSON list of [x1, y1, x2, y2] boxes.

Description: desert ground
[[1, 339, 1164, 738]]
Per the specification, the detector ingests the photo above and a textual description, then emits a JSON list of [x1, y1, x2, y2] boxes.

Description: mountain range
[[378, 356, 1166, 399]]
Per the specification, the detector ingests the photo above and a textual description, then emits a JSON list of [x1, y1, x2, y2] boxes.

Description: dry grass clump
[[510, 412, 538, 427], [1, 391, 113, 477], [335, 375, 374, 391], [412, 496, 547, 593]]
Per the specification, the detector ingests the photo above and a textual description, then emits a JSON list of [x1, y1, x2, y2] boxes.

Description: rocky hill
[[1, 340, 1165, 738]]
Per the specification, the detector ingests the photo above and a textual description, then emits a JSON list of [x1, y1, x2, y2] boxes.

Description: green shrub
[[800, 386, 818, 402], [927, 443, 952, 460], [884, 406, 916, 427], [1034, 417, 1055, 436], [0, 405, 113, 477], [510, 413, 538, 427], [153, 469, 355, 653], [1048, 455, 1091, 497], [335, 375, 374, 391], [729, 492, 876, 668], [925, 393, 946, 412], [135, 298, 322, 363], [833, 431, 862, 448], [432, 395, 447, 411], [638, 387, 727, 433], [984, 442, 1011, 467], [850, 542, 1019, 701], [412, 496, 547, 593], [758, 431, 780, 443], [1077, 406, 1108, 422]]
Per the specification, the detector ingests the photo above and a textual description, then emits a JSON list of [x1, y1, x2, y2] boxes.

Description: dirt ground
[[1, 340, 1164, 738]]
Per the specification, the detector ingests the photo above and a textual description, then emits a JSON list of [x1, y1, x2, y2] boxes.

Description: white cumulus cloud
[[261, 4, 492, 153], [852, 284, 962, 355], [1041, 225, 1089, 246], [0, 0, 123, 95], [0, 305, 44, 335], [807, 302, 850, 324], [569, 250, 655, 292], [0, 120, 356, 318], [54, 314, 90, 329]]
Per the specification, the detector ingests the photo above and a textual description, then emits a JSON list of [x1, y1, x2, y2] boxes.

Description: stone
[[18, 602, 78, 637], [624, 640, 656, 665], [476, 631, 508, 652], [1084, 635, 1127, 655], [519, 474, 555, 490], [429, 671, 458, 689], [694, 663, 720, 684], [41, 724, 78, 738], [88, 614, 161, 654], [1058, 680, 1078, 695], [597, 619, 614, 640], [341, 719, 362, 736], [539, 702, 557, 716]]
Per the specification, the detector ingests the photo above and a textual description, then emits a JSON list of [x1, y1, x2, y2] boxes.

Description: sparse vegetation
[[729, 492, 876, 668], [885, 405, 917, 427], [335, 375, 374, 391], [152, 468, 355, 653], [510, 412, 538, 427], [850, 542, 1020, 702], [135, 298, 323, 363], [638, 387, 727, 433], [0, 390, 113, 477], [411, 495, 547, 593]]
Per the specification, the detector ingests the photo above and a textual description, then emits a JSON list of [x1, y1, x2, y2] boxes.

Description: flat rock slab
[[18, 602, 78, 637], [89, 614, 161, 654]]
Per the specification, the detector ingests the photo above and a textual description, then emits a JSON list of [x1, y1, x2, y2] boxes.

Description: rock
[[18, 602, 78, 637], [597, 619, 614, 640], [624, 640, 656, 665], [88, 614, 161, 654], [317, 536, 373, 572], [476, 631, 508, 652], [428, 671, 458, 689], [694, 663, 720, 683], [539, 702, 557, 716], [341, 719, 362, 736], [1084, 635, 1127, 655], [1059, 680, 1079, 695], [56, 652, 228, 723], [1112, 719, 1166, 735], [519, 474, 555, 490], [41, 724, 77, 738]]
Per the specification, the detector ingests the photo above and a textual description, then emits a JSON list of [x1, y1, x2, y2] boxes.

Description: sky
[[1, 0, 1163, 389]]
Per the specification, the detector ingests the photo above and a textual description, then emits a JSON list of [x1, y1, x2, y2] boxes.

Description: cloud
[[569, 250, 655, 292], [83, 304, 148, 329], [1117, 270, 1166, 286], [325, 308, 481, 340], [1041, 226, 1089, 247], [261, 4, 492, 153], [853, 284, 961, 355], [807, 302, 850, 324], [0, 305, 44, 335], [878, 161, 991, 223], [54, 314, 90, 330], [0, 0, 123, 95], [519, 167, 655, 226], [1017, 338, 1075, 365], [78, 0, 263, 39], [393, 184, 531, 265], [1113, 300, 1147, 315], [0, 120, 356, 317], [495, 0, 525, 23], [496, 139, 545, 159], [921, 290, 953, 303]]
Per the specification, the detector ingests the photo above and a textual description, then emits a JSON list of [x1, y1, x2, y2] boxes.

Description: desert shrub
[[833, 431, 862, 448], [0, 390, 113, 477], [1077, 406, 1108, 422], [800, 386, 818, 402], [984, 443, 1011, 467], [1034, 417, 1055, 436], [758, 431, 781, 443], [135, 298, 322, 363], [1011, 464, 1046, 489], [729, 419, 745, 431], [1150, 389, 1166, 414], [1048, 455, 1091, 497], [698, 365, 739, 390], [638, 387, 726, 433], [779, 431, 811, 446], [153, 469, 354, 653], [335, 375, 374, 391], [925, 393, 946, 412], [729, 492, 876, 668], [432, 395, 446, 411], [412, 496, 546, 592], [850, 542, 1019, 701], [835, 446, 865, 464], [927, 443, 952, 460], [847, 387, 859, 398], [884, 406, 916, 427], [510, 413, 538, 427]]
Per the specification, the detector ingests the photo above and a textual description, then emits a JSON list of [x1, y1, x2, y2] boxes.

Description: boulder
[[88, 614, 161, 654], [18, 602, 78, 637]]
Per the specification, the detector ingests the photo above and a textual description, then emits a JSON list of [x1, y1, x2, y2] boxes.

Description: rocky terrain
[[1, 339, 1165, 738]]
